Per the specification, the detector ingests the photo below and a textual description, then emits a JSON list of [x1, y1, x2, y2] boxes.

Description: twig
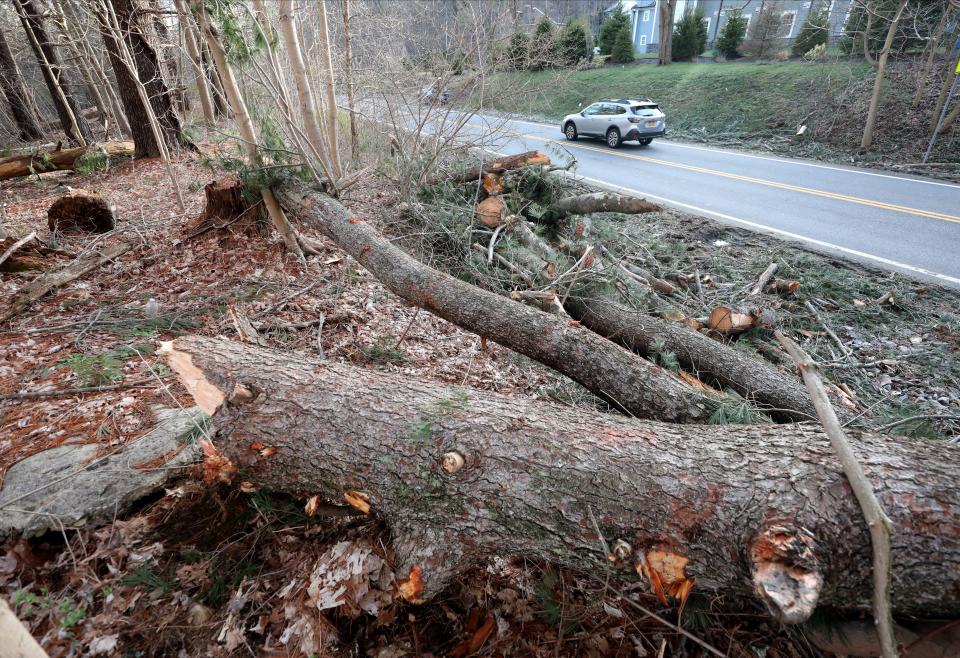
[[694, 268, 704, 303], [487, 224, 504, 265], [395, 308, 421, 347], [0, 378, 156, 400], [804, 300, 850, 358], [775, 330, 897, 658], [876, 414, 959, 432], [472, 242, 533, 285], [315, 312, 326, 359], [0, 231, 37, 268], [252, 280, 323, 320], [749, 262, 778, 295]]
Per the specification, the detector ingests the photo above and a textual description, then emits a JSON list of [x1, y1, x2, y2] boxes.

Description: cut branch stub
[[750, 525, 823, 624], [47, 190, 115, 233]]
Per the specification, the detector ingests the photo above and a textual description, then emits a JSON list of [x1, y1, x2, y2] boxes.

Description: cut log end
[[47, 190, 116, 234], [750, 526, 823, 624]]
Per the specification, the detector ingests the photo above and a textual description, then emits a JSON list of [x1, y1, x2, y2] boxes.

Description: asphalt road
[[465, 115, 960, 288]]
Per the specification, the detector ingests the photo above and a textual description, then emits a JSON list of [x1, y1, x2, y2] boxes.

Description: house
[[606, 0, 854, 55]]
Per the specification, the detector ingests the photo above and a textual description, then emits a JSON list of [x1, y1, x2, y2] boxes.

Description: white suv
[[561, 99, 666, 148]]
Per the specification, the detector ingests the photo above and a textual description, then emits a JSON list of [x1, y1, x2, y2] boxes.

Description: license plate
[[646, 120, 657, 127]]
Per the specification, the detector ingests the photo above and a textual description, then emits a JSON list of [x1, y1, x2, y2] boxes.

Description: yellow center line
[[521, 134, 960, 226]]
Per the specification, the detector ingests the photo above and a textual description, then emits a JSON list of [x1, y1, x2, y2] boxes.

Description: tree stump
[[187, 175, 266, 237], [47, 190, 116, 234]]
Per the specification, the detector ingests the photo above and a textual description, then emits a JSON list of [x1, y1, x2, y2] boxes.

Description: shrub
[[791, 7, 829, 57], [803, 43, 828, 61], [716, 8, 748, 58], [557, 19, 591, 67], [610, 22, 635, 63], [745, 0, 783, 59], [774, 49, 790, 62], [530, 15, 556, 70], [672, 8, 708, 61], [507, 29, 529, 70], [599, 5, 630, 55]]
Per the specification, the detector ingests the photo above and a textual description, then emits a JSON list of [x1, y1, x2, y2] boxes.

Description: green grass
[[480, 61, 871, 138]]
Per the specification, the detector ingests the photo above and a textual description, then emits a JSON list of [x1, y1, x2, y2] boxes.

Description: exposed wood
[[749, 262, 778, 295], [0, 142, 135, 181], [47, 190, 116, 233], [476, 195, 506, 228], [278, 186, 706, 423], [0, 233, 38, 270], [549, 192, 659, 218], [0, 597, 48, 658], [708, 306, 755, 335], [164, 335, 960, 619], [427, 151, 551, 185], [0, 242, 132, 324], [775, 330, 897, 658], [767, 278, 799, 295]]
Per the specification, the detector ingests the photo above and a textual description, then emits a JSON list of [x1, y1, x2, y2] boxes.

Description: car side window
[[612, 105, 626, 115], [584, 103, 602, 116]]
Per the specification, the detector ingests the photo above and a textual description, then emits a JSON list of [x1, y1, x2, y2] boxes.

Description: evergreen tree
[[529, 15, 556, 70], [791, 5, 830, 57], [610, 21, 634, 63], [671, 8, 708, 61], [557, 19, 590, 67], [745, 1, 783, 59], [716, 8, 748, 58], [599, 5, 630, 55], [507, 29, 529, 71]]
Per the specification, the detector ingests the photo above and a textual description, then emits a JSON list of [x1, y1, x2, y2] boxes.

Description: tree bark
[[163, 335, 960, 620], [861, 0, 907, 151], [175, 0, 213, 124], [277, 186, 706, 423], [549, 191, 659, 218], [100, 0, 193, 158], [12, 0, 92, 145], [316, 0, 341, 178], [657, 0, 677, 65], [0, 141, 134, 181], [341, 0, 358, 162], [0, 25, 43, 141]]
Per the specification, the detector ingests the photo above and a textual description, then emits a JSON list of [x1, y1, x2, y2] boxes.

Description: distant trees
[[0, 24, 42, 141], [598, 5, 629, 55], [502, 17, 592, 71], [791, 4, 831, 57], [840, 0, 927, 62], [745, 1, 784, 59], [507, 29, 529, 70], [715, 8, 748, 58], [671, 9, 707, 61], [556, 19, 590, 66], [529, 15, 556, 70]]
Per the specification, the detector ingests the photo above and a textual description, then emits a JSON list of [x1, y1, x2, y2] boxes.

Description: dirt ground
[[1, 152, 958, 656]]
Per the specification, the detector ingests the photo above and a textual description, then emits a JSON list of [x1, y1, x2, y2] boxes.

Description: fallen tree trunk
[[548, 191, 659, 218], [277, 186, 705, 423], [164, 335, 960, 621], [425, 150, 550, 185], [0, 242, 131, 324], [0, 142, 134, 181]]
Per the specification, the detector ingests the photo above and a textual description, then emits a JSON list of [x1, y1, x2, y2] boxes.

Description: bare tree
[[316, 0, 342, 178], [861, 0, 908, 150], [174, 0, 213, 124], [0, 24, 42, 141], [341, 0, 358, 162], [12, 0, 92, 145]]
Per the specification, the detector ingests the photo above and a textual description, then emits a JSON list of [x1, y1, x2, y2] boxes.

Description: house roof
[[604, 0, 655, 13]]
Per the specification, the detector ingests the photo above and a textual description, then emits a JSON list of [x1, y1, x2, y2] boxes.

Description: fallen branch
[[0, 378, 157, 400], [547, 191, 659, 219], [0, 142, 134, 181], [804, 300, 850, 358], [279, 185, 705, 422], [749, 263, 778, 295], [163, 336, 960, 620], [0, 242, 132, 324], [0, 232, 38, 270], [775, 330, 897, 658]]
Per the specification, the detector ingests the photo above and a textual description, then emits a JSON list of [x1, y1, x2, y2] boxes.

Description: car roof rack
[[600, 98, 655, 105]]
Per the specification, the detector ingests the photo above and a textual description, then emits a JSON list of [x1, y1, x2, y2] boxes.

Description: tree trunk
[[912, 8, 951, 106], [549, 191, 659, 217], [192, 1, 304, 261], [657, 0, 676, 65], [278, 186, 707, 423], [200, 39, 229, 119], [862, 1, 877, 68], [12, 0, 92, 145], [0, 25, 42, 141], [100, 0, 193, 158], [175, 0, 213, 124], [860, 0, 907, 151], [341, 0, 358, 162], [316, 0, 341, 178], [163, 335, 960, 621], [930, 51, 960, 132], [0, 141, 134, 181]]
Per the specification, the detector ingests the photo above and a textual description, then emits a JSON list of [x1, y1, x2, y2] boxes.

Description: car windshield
[[630, 104, 659, 114]]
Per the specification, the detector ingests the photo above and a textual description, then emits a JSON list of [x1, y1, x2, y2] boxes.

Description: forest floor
[[0, 150, 959, 656]]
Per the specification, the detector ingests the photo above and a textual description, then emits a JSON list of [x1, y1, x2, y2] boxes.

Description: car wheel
[[606, 128, 621, 148], [564, 122, 578, 141], [638, 138, 653, 146]]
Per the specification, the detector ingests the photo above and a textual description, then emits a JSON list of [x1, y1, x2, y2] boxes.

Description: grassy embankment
[[476, 60, 958, 166]]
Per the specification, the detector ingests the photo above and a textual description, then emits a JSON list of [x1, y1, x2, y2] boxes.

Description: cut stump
[[187, 175, 266, 237], [47, 190, 115, 234]]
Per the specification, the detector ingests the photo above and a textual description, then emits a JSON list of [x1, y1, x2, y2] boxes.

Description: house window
[[704, 17, 711, 35], [778, 11, 797, 38], [642, 9, 650, 22], [639, 34, 648, 45]]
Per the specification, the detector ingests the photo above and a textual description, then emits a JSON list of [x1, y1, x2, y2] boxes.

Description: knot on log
[[47, 190, 116, 234], [750, 525, 823, 624]]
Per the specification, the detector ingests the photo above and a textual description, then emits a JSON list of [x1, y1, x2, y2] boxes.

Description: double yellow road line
[[522, 134, 960, 226]]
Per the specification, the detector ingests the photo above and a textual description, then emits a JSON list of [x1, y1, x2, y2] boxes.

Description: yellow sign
[[956, 58, 960, 74]]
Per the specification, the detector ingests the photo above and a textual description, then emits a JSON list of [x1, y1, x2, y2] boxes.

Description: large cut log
[[425, 150, 551, 185], [163, 336, 960, 622], [277, 186, 705, 423], [0, 142, 134, 181], [548, 191, 659, 218]]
